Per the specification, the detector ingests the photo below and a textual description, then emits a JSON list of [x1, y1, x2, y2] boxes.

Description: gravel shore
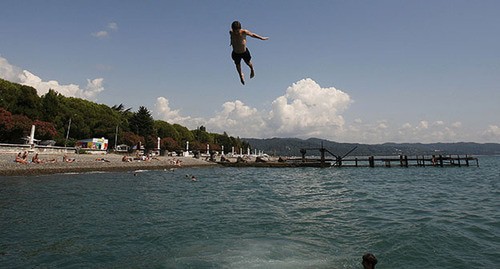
[[0, 152, 217, 176]]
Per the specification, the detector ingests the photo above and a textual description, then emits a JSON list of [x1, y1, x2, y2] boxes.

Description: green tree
[[192, 126, 213, 144], [40, 90, 62, 124], [173, 124, 194, 142], [155, 120, 180, 141], [129, 106, 156, 149], [0, 79, 41, 119]]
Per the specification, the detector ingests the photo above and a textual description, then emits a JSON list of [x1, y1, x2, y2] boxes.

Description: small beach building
[[115, 144, 130, 153], [76, 138, 108, 151]]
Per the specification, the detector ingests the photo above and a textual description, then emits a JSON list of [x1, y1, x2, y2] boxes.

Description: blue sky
[[1, 0, 499, 143]]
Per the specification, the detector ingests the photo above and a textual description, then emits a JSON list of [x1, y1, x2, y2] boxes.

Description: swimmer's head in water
[[362, 253, 378, 268]]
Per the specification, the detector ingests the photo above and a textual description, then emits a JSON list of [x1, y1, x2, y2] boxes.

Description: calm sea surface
[[1, 156, 499, 268]]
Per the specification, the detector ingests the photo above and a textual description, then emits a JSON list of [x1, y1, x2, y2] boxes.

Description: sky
[[1, 0, 499, 144]]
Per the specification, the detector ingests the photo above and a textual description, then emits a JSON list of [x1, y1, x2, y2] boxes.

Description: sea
[[1, 156, 498, 269]]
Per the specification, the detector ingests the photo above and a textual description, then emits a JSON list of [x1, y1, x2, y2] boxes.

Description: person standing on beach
[[230, 21, 268, 85]]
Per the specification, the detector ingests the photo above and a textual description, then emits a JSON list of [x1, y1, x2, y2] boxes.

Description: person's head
[[362, 253, 378, 269], [231, 21, 241, 31]]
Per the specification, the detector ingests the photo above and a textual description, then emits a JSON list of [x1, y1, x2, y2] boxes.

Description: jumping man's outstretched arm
[[244, 30, 269, 40]]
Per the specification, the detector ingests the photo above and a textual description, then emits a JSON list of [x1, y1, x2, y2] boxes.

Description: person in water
[[229, 20, 268, 85], [362, 253, 378, 269]]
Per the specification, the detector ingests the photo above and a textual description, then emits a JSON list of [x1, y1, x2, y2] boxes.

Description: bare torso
[[230, 29, 247, 54]]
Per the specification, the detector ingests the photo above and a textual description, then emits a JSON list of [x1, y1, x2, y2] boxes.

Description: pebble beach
[[0, 152, 217, 176]]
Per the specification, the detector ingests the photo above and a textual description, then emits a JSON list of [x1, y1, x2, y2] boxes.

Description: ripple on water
[[1, 157, 499, 268]]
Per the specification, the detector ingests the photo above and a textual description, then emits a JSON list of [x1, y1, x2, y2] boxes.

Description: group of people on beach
[[169, 158, 183, 166], [15, 151, 58, 164], [121, 152, 160, 162]]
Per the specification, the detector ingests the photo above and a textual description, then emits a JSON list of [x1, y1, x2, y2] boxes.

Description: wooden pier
[[218, 145, 479, 168], [288, 145, 479, 167], [287, 154, 479, 167]]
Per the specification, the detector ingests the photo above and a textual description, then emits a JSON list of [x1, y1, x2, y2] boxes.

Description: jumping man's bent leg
[[245, 59, 255, 79], [235, 63, 245, 85]]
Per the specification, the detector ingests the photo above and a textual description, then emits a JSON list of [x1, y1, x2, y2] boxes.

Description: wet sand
[[0, 152, 217, 176]]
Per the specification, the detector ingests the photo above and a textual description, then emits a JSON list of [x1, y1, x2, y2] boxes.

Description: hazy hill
[[243, 137, 500, 156]]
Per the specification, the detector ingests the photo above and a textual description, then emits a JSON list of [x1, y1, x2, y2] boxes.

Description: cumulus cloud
[[0, 56, 23, 81], [154, 97, 202, 129], [92, 31, 109, 38], [107, 22, 118, 31], [267, 78, 351, 137], [154, 79, 475, 143], [482, 125, 500, 142], [207, 100, 267, 138], [0, 56, 104, 100], [92, 22, 118, 39], [154, 78, 352, 140]]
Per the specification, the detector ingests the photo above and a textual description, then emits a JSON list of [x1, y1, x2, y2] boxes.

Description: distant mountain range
[[243, 137, 500, 156]]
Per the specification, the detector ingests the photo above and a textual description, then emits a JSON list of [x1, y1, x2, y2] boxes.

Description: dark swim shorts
[[231, 48, 251, 64]]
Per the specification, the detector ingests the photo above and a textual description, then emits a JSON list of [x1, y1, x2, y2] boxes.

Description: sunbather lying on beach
[[95, 157, 110, 162], [31, 153, 57, 164], [63, 155, 75, 163], [32, 153, 43, 164], [122, 155, 133, 162]]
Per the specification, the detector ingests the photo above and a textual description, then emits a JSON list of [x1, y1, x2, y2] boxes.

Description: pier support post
[[300, 149, 306, 163], [369, 156, 375, 167], [336, 156, 342, 167], [320, 148, 325, 166]]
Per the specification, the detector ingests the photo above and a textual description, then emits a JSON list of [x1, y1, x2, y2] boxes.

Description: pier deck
[[218, 154, 479, 168], [286, 154, 479, 167]]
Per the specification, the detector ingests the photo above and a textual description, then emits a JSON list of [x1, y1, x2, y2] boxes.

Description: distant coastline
[[243, 137, 500, 156]]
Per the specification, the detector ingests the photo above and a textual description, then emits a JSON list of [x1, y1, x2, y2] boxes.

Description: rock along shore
[[0, 152, 217, 177]]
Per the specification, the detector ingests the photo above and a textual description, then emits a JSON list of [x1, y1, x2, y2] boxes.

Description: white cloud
[[92, 22, 118, 39], [107, 22, 118, 31], [154, 97, 202, 129], [92, 30, 109, 38], [482, 125, 500, 142], [0, 55, 104, 100], [0, 56, 23, 81], [207, 100, 267, 138], [418, 120, 429, 129], [154, 78, 352, 140], [267, 78, 351, 138], [153, 79, 480, 143]]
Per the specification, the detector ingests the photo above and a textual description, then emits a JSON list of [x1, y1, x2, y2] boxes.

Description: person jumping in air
[[230, 21, 268, 85]]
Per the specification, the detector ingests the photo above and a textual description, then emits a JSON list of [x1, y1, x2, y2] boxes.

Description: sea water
[[1, 156, 498, 268]]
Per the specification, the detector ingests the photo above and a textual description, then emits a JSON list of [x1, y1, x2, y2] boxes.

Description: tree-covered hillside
[[0, 78, 249, 152]]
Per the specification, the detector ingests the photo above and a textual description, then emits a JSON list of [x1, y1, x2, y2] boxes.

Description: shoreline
[[0, 152, 218, 177]]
